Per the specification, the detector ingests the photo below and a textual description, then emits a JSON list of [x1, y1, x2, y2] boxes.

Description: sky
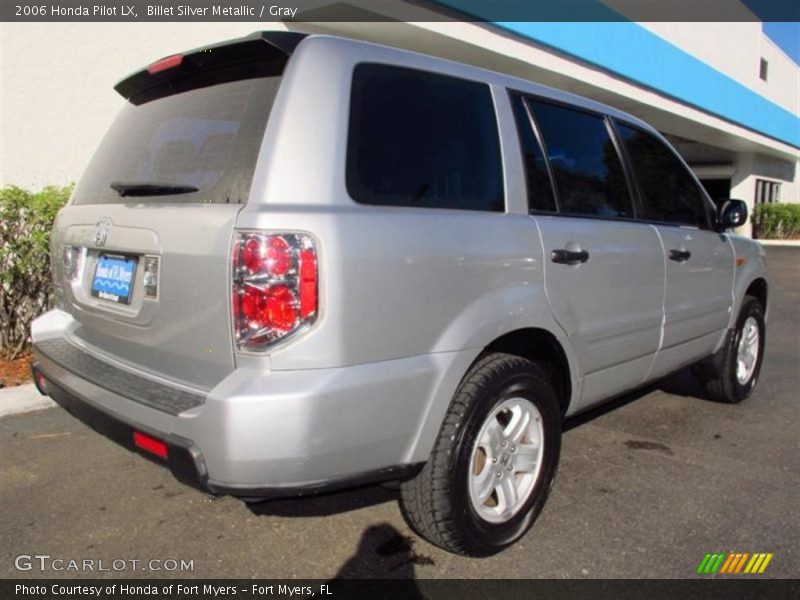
[[762, 22, 800, 65]]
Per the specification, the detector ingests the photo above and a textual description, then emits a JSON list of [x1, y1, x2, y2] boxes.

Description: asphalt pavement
[[1, 247, 797, 579]]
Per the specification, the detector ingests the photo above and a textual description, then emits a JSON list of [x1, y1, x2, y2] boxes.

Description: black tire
[[701, 295, 766, 404], [399, 352, 561, 556]]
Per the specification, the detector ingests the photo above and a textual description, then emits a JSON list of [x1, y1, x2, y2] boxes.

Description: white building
[[1, 6, 798, 236]]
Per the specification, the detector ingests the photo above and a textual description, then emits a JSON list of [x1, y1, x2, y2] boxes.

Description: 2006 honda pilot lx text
[[32, 32, 768, 556]]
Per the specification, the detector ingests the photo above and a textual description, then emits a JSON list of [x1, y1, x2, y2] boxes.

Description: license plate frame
[[91, 254, 138, 305]]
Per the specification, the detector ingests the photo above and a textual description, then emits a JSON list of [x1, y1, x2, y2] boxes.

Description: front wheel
[[399, 352, 561, 556], [699, 295, 766, 404]]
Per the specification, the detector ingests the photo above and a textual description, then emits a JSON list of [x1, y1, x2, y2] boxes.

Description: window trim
[[511, 91, 638, 223], [345, 62, 506, 214], [612, 118, 716, 231], [508, 92, 560, 214], [604, 115, 642, 221], [606, 117, 648, 221]]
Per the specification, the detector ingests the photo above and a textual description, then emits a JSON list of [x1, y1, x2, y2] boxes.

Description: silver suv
[[32, 32, 767, 556]]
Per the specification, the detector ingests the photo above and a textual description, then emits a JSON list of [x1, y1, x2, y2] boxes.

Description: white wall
[[640, 22, 799, 113], [0, 22, 288, 189], [1, 19, 797, 208], [730, 151, 798, 236], [758, 34, 800, 113], [639, 22, 799, 211]]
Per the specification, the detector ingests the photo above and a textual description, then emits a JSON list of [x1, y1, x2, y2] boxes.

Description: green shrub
[[752, 203, 800, 240], [0, 185, 72, 360]]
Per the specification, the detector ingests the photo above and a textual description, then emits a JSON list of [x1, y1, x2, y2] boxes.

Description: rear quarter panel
[[236, 37, 581, 423], [239, 37, 573, 364]]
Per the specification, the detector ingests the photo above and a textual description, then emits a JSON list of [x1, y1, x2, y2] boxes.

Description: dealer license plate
[[91, 254, 137, 305]]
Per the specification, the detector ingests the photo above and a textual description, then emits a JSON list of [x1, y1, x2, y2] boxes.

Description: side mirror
[[716, 199, 748, 232]]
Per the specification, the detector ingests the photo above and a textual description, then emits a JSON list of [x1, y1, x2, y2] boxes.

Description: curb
[[0, 383, 56, 417], [757, 240, 800, 247]]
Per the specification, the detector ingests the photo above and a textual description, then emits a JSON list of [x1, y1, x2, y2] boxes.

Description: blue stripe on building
[[435, 3, 799, 148]]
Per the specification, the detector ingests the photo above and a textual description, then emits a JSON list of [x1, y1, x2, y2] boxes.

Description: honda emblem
[[93, 219, 110, 247]]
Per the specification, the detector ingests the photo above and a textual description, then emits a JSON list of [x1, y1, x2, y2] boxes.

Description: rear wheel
[[699, 295, 765, 404], [399, 352, 561, 556]]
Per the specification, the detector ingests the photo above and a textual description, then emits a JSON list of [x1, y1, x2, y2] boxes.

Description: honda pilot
[[32, 31, 767, 556]]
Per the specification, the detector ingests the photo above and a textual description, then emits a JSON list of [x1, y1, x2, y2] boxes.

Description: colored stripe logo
[[697, 552, 773, 574]]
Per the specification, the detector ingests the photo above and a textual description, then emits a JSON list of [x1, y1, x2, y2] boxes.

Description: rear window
[[73, 76, 281, 205], [346, 64, 504, 212]]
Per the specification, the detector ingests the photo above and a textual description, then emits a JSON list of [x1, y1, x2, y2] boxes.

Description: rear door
[[51, 37, 293, 390], [511, 96, 665, 409], [614, 123, 734, 378]]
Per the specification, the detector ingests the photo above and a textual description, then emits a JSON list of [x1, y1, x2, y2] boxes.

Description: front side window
[[529, 101, 632, 219], [347, 64, 504, 212], [617, 124, 710, 228]]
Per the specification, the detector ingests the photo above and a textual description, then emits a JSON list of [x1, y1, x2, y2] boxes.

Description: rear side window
[[617, 124, 709, 228], [529, 101, 632, 219], [347, 64, 504, 212], [509, 95, 556, 213], [73, 76, 280, 205]]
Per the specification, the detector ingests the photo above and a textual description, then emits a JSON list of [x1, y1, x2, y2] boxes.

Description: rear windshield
[[73, 76, 281, 205]]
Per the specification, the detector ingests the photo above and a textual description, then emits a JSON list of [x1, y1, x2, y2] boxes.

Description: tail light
[[232, 232, 318, 351], [33, 371, 48, 396]]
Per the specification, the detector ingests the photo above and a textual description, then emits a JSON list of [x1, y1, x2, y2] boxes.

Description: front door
[[615, 122, 734, 378]]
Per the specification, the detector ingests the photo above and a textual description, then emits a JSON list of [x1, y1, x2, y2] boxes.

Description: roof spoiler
[[114, 31, 307, 104]]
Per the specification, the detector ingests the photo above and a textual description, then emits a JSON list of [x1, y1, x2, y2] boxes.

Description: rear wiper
[[110, 181, 199, 197]]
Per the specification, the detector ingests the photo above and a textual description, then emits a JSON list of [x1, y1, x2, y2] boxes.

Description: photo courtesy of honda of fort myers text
[[1, 0, 799, 597]]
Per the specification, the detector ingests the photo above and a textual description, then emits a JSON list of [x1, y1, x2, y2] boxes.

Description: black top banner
[[2, 0, 799, 22]]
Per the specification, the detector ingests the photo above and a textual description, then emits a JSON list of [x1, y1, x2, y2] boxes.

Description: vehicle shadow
[[563, 366, 704, 432], [246, 483, 398, 518]]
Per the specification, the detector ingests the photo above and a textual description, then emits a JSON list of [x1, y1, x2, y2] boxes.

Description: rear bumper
[[31, 310, 475, 498], [32, 364, 422, 498], [31, 363, 210, 492]]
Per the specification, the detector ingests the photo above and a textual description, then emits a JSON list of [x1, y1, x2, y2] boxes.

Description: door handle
[[668, 249, 692, 262], [551, 248, 590, 265]]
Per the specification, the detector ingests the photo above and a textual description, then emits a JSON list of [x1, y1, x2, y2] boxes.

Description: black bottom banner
[[3, 579, 799, 600]]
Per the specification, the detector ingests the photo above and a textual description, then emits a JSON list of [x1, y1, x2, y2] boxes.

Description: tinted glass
[[510, 95, 556, 212], [73, 76, 280, 205], [617, 124, 709, 228], [530, 101, 632, 218], [347, 64, 504, 212]]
